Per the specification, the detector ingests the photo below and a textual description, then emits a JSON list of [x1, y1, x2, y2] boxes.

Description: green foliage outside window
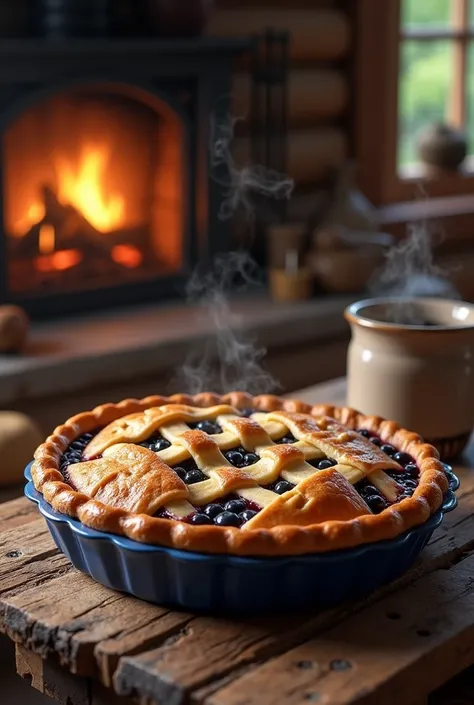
[[399, 0, 473, 167]]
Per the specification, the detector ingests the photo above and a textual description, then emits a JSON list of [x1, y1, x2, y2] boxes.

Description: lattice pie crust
[[32, 392, 448, 556]]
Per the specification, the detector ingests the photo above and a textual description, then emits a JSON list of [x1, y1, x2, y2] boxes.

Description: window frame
[[355, 0, 474, 207]]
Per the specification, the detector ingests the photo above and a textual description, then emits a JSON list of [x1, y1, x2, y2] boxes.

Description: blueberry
[[204, 503, 223, 519], [394, 451, 412, 466], [243, 452, 259, 466], [381, 444, 396, 457], [274, 480, 294, 495], [359, 484, 376, 500], [225, 499, 246, 514], [240, 509, 258, 523], [215, 511, 242, 527], [196, 420, 222, 435], [185, 469, 204, 484], [277, 435, 295, 444], [404, 463, 419, 478], [173, 466, 187, 481], [152, 438, 171, 452], [317, 458, 337, 470], [358, 429, 371, 437], [70, 441, 85, 452], [369, 436, 381, 446], [366, 494, 387, 513], [226, 450, 244, 467], [191, 513, 212, 525], [402, 479, 418, 490], [240, 408, 255, 418]]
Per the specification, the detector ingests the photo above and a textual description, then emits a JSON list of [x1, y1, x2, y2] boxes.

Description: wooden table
[[1, 377, 474, 705]]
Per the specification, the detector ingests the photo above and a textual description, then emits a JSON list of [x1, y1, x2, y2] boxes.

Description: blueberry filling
[[172, 458, 206, 484], [59, 431, 98, 481], [274, 480, 295, 495], [59, 424, 422, 529], [356, 481, 389, 513], [138, 433, 171, 452], [225, 447, 260, 468], [276, 434, 297, 444], [215, 511, 242, 527], [187, 494, 261, 527], [204, 503, 224, 519], [310, 458, 337, 470], [191, 513, 213, 525], [189, 420, 222, 435], [239, 408, 255, 418]]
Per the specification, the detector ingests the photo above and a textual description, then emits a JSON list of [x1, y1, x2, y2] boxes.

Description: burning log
[[8, 184, 151, 269]]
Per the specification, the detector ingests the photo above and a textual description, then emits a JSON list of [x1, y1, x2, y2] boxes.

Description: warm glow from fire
[[36, 249, 82, 273], [112, 244, 143, 269], [5, 90, 185, 293], [13, 202, 46, 237], [38, 224, 55, 255], [55, 143, 125, 233]]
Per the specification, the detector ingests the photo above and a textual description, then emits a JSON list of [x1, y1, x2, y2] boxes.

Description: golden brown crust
[[31, 392, 450, 557]]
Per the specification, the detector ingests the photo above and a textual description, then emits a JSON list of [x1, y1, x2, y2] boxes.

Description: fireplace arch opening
[[4, 82, 186, 296]]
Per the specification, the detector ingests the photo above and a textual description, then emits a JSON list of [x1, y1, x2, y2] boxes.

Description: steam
[[172, 112, 295, 395], [210, 114, 294, 222], [174, 252, 280, 395], [368, 222, 461, 324]]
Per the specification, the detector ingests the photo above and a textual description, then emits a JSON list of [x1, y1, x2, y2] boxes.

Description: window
[[355, 0, 474, 206], [399, 0, 474, 174]]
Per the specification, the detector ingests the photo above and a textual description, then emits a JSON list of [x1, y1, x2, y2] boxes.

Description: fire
[[38, 224, 55, 255], [36, 249, 82, 273], [54, 143, 125, 233]]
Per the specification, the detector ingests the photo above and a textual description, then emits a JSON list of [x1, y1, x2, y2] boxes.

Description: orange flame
[[54, 143, 125, 233], [38, 224, 55, 254]]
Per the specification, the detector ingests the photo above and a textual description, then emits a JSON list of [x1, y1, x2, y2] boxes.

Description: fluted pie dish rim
[[30, 392, 450, 557]]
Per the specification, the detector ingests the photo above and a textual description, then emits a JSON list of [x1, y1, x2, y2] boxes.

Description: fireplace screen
[[4, 84, 185, 296]]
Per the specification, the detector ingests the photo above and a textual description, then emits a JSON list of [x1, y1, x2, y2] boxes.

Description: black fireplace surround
[[0, 38, 250, 319]]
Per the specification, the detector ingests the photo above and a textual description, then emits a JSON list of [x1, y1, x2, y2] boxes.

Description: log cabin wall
[[206, 0, 352, 219]]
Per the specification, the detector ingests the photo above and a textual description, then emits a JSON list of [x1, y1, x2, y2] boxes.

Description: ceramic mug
[[345, 297, 474, 460]]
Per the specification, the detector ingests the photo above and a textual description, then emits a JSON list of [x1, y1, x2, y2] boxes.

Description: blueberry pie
[[31, 392, 449, 556]]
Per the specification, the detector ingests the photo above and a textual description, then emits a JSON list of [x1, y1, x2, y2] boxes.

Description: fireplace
[[0, 39, 250, 318]]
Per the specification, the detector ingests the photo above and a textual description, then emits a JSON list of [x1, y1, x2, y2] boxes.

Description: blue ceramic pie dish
[[24, 463, 459, 614]]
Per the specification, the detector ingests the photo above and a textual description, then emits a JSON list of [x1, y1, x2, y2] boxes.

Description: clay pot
[[417, 122, 467, 173], [129, 0, 214, 37], [345, 298, 474, 459]]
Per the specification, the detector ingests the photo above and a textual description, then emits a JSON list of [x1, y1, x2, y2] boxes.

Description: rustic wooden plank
[[1, 466, 472, 701], [2, 564, 194, 680], [16, 644, 91, 705], [0, 519, 71, 608], [111, 468, 474, 705], [0, 496, 39, 534], [16, 643, 45, 693], [207, 550, 474, 705]]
